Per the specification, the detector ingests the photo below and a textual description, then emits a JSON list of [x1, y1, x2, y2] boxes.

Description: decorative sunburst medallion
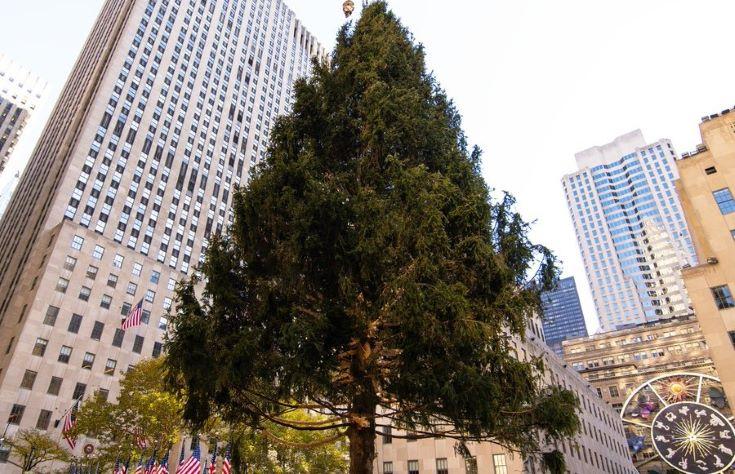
[[651, 402, 735, 474], [666, 378, 694, 403]]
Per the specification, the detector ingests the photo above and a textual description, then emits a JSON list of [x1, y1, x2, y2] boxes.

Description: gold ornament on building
[[343, 0, 355, 18]]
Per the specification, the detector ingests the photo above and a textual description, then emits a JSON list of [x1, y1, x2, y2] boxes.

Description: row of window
[[381, 455, 506, 474]]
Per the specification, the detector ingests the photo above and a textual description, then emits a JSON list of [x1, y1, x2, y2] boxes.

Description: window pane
[[712, 285, 735, 310], [8, 404, 25, 425], [86, 265, 98, 279], [105, 359, 117, 376], [133, 335, 144, 353], [64, 256, 77, 271], [383, 462, 393, 474], [48, 376, 63, 395], [72, 382, 87, 400], [36, 409, 52, 430], [713, 188, 735, 215], [58, 345, 72, 363], [408, 460, 419, 474], [82, 352, 95, 369], [112, 329, 125, 347], [32, 338, 48, 356], [44, 305, 59, 326], [68, 313, 83, 333], [55, 277, 69, 293], [20, 370, 37, 390], [91, 321, 105, 340]]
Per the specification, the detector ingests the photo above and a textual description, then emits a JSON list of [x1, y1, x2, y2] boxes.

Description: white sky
[[2, 0, 734, 333]]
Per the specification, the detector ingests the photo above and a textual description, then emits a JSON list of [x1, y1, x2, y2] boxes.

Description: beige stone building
[[562, 314, 715, 411], [375, 319, 637, 474], [0, 0, 324, 468], [676, 106, 735, 404]]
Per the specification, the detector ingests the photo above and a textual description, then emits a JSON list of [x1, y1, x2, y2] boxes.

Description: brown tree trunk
[[348, 405, 377, 474]]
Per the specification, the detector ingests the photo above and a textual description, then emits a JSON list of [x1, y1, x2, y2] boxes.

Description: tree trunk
[[348, 415, 376, 474]]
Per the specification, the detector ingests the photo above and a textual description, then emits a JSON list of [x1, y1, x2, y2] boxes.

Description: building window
[[609, 386, 619, 398], [7, 404, 25, 425], [107, 273, 118, 288], [436, 458, 449, 474], [97, 389, 110, 402], [112, 328, 125, 347], [145, 289, 156, 302], [36, 409, 52, 430], [47, 376, 62, 395], [68, 313, 83, 333], [121, 302, 131, 315], [493, 454, 508, 474], [127, 282, 137, 295], [64, 256, 77, 271], [712, 285, 735, 310], [132, 262, 143, 276], [71, 235, 84, 250], [407, 460, 419, 474], [465, 457, 478, 474], [58, 345, 72, 363], [78, 286, 91, 301], [382, 426, 392, 444], [91, 321, 104, 340], [55, 277, 69, 293], [101, 294, 112, 309], [383, 462, 393, 474], [705, 166, 718, 175], [133, 335, 144, 354], [713, 188, 735, 215], [72, 382, 87, 401], [92, 244, 105, 260], [86, 265, 98, 279], [163, 297, 173, 310], [82, 352, 95, 369], [113, 254, 124, 268], [167, 278, 176, 290], [44, 305, 59, 326], [158, 316, 168, 330], [150, 270, 160, 284], [105, 358, 117, 376], [32, 338, 48, 356], [20, 370, 37, 390], [152, 341, 163, 358], [596, 387, 603, 398]]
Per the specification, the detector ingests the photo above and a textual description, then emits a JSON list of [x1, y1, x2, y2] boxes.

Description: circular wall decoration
[[620, 373, 734, 473], [650, 401, 735, 473]]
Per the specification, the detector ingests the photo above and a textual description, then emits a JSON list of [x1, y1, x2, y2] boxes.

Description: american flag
[[145, 452, 157, 474], [221, 446, 232, 474], [62, 402, 78, 450], [157, 451, 169, 474], [114, 459, 127, 474], [134, 459, 144, 474], [174, 442, 201, 474], [122, 299, 144, 329], [208, 444, 217, 474], [134, 426, 148, 450]]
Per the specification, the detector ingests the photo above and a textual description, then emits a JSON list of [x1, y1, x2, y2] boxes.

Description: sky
[[1, 0, 734, 333]]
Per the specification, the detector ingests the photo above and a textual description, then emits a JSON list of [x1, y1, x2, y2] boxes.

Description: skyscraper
[[540, 276, 587, 357], [563, 130, 696, 332], [0, 53, 46, 174], [0, 0, 323, 449]]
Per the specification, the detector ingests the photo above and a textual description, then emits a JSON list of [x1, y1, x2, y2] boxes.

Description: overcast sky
[[2, 0, 734, 333]]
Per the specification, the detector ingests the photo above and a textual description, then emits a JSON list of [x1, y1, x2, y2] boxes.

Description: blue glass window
[[714, 188, 735, 215]]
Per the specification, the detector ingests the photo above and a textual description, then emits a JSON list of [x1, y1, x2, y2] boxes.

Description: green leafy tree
[[73, 358, 183, 467], [166, 2, 579, 473], [4, 429, 71, 472]]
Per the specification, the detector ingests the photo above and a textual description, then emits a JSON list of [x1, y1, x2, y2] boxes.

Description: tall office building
[[540, 276, 587, 357], [562, 130, 696, 332], [0, 53, 46, 174], [676, 106, 735, 405], [0, 0, 324, 455]]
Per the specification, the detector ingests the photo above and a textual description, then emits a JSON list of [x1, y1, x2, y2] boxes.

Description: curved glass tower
[[563, 130, 696, 332]]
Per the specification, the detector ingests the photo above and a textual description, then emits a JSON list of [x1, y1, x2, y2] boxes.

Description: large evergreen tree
[[166, 3, 579, 472]]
